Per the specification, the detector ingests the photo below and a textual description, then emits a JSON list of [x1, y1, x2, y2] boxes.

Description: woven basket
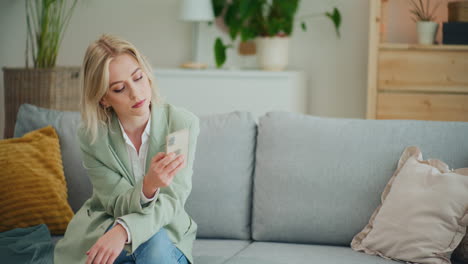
[[3, 67, 81, 138], [448, 1, 468, 22]]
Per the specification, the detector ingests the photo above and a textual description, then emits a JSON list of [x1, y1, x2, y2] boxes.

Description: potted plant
[[410, 0, 441, 45], [212, 0, 341, 70], [3, 0, 80, 138]]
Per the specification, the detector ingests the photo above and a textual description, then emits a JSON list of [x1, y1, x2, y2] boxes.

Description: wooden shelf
[[379, 43, 468, 51], [367, 0, 468, 122]]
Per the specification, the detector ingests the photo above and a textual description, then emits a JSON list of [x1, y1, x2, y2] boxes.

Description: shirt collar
[[118, 115, 151, 146]]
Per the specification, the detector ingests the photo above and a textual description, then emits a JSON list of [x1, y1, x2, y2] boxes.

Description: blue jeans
[[107, 226, 189, 264]]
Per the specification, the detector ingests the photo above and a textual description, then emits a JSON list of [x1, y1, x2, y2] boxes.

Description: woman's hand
[[143, 152, 185, 198], [85, 224, 127, 264]]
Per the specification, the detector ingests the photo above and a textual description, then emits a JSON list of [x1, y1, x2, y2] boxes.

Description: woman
[[54, 34, 199, 264]]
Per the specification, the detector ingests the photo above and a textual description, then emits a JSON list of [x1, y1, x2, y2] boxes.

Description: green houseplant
[[3, 0, 81, 138], [26, 0, 79, 68], [212, 0, 342, 69]]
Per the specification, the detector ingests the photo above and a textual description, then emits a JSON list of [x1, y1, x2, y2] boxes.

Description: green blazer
[[54, 103, 200, 264]]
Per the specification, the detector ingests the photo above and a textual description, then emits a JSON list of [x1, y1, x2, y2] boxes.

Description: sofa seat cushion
[[193, 239, 251, 264], [223, 242, 399, 264], [51, 237, 251, 264]]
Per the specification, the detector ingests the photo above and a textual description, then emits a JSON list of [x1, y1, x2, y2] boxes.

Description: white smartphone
[[166, 128, 189, 168]]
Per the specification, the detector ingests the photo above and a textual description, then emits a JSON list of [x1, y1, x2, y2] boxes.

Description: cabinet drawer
[[377, 92, 468, 121], [378, 49, 468, 93]]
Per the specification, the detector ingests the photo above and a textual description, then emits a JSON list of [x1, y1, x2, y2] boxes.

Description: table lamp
[[180, 0, 214, 69]]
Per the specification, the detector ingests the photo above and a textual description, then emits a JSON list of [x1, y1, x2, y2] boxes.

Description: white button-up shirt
[[114, 116, 159, 244]]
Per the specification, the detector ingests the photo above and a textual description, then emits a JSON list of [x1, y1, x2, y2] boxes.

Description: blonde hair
[[80, 34, 161, 143]]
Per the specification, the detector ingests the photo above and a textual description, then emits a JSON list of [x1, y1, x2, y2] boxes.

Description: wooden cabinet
[[367, 0, 468, 121]]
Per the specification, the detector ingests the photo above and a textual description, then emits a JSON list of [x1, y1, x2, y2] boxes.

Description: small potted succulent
[[212, 0, 341, 70], [410, 0, 441, 45]]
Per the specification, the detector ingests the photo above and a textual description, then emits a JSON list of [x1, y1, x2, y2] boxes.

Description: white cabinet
[[153, 68, 307, 120]]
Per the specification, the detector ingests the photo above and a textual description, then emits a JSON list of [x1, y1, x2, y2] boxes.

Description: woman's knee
[[135, 228, 176, 261], [150, 228, 171, 243]]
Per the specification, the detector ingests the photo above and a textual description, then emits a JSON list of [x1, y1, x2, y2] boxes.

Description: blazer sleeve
[[78, 128, 155, 218], [118, 114, 200, 253]]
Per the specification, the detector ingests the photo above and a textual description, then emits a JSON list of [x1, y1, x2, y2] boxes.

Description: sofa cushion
[[50, 236, 251, 264], [252, 112, 468, 246], [14, 104, 92, 213], [14, 104, 257, 240], [193, 239, 251, 264], [0, 127, 74, 234], [223, 242, 399, 264], [351, 146, 468, 264], [186, 112, 256, 239]]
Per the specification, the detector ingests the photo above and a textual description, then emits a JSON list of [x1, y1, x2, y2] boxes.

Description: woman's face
[[100, 53, 152, 121]]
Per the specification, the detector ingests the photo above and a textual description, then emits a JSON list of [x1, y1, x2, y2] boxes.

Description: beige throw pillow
[[351, 146, 468, 264]]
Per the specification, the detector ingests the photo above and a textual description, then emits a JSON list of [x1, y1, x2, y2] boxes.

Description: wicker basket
[[3, 67, 81, 138], [448, 1, 468, 22]]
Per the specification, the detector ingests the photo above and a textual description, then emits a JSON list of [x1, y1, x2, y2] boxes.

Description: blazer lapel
[[108, 113, 135, 185], [146, 103, 169, 173]]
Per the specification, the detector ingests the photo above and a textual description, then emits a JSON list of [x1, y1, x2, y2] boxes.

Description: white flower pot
[[256, 36, 290, 71], [417, 21, 439, 45]]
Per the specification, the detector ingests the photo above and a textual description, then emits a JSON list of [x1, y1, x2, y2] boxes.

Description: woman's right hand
[[142, 152, 185, 198], [86, 224, 127, 264]]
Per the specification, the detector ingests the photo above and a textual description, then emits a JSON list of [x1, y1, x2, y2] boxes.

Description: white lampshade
[[180, 0, 214, 21]]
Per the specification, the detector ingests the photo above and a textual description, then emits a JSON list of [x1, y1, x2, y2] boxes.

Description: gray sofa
[[14, 103, 468, 264]]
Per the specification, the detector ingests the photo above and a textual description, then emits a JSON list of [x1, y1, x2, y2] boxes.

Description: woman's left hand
[[85, 224, 127, 264]]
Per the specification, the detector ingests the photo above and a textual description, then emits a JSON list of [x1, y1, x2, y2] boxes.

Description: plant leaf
[[409, 0, 424, 20], [419, 0, 425, 18], [301, 21, 306, 31], [238, 0, 250, 20], [214, 37, 227, 68], [325, 7, 341, 38], [212, 0, 225, 17], [429, 1, 441, 21]]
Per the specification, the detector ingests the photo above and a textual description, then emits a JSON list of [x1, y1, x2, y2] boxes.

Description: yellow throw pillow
[[0, 126, 74, 235]]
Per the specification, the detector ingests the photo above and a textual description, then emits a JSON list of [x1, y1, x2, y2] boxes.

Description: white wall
[[196, 0, 370, 119], [294, 0, 370, 118], [0, 0, 373, 139]]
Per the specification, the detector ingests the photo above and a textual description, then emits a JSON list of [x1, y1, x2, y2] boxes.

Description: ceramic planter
[[417, 21, 439, 45], [256, 36, 290, 71]]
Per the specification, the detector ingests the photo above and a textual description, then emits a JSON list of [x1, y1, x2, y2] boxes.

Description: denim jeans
[[106, 226, 189, 264]]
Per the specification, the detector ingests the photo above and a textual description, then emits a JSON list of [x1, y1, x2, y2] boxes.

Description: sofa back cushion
[[252, 112, 468, 246], [186, 112, 256, 239], [14, 104, 92, 213], [14, 104, 257, 240]]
